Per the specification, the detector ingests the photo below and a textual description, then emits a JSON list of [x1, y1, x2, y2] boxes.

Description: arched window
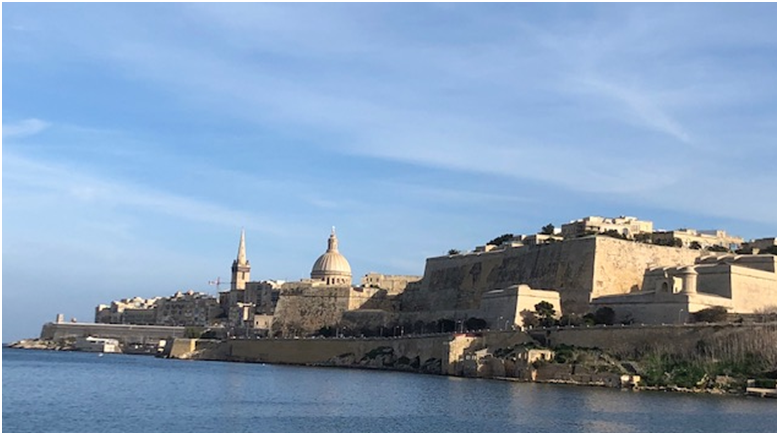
[[661, 282, 669, 292]]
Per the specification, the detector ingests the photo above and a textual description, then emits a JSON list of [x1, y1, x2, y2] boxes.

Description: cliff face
[[401, 236, 701, 315]]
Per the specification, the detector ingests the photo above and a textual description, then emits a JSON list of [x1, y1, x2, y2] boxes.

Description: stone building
[[651, 228, 743, 250], [246, 280, 284, 315], [310, 228, 352, 285], [590, 254, 777, 324], [95, 296, 159, 324], [561, 216, 653, 239], [95, 291, 221, 328], [521, 233, 564, 246], [231, 229, 251, 291], [740, 237, 777, 254], [360, 273, 421, 294], [154, 291, 222, 327], [220, 229, 254, 326]]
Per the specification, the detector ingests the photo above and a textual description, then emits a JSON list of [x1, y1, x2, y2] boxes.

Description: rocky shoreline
[[5, 338, 74, 351]]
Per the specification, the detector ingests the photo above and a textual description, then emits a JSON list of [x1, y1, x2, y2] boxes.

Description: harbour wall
[[171, 323, 776, 376], [40, 322, 186, 344]]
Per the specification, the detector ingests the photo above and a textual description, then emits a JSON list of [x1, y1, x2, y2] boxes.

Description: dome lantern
[[311, 227, 352, 286]]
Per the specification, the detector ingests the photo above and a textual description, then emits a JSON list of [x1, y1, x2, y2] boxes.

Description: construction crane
[[207, 277, 223, 292]]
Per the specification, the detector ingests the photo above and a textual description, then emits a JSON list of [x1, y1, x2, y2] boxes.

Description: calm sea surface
[[2, 348, 776, 433]]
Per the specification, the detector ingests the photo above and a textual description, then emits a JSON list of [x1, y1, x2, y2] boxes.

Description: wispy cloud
[[3, 152, 290, 237], [3, 118, 50, 138], [575, 77, 693, 144]]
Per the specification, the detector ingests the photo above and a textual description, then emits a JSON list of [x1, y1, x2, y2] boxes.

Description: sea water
[[2, 348, 776, 433]]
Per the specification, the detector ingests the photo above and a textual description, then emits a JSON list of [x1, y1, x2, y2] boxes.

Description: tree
[[759, 245, 777, 255], [464, 317, 487, 331], [690, 306, 728, 323], [559, 313, 587, 327], [707, 245, 728, 253], [534, 301, 557, 327], [592, 307, 615, 325], [436, 318, 456, 333], [535, 301, 556, 318], [317, 326, 336, 337], [487, 233, 514, 246], [520, 309, 539, 328], [635, 233, 653, 244], [689, 241, 702, 250], [654, 237, 683, 248], [447, 249, 461, 255], [541, 223, 555, 235]]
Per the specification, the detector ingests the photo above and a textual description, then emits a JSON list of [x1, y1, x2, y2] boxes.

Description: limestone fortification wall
[[40, 322, 185, 343], [591, 237, 700, 299], [402, 237, 598, 314], [271, 286, 351, 335], [173, 324, 774, 380], [728, 266, 777, 313], [536, 323, 776, 361], [402, 236, 701, 315], [199, 335, 451, 370], [185, 330, 536, 375]]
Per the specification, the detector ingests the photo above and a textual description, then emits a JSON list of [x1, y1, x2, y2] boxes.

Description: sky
[[2, 3, 776, 342]]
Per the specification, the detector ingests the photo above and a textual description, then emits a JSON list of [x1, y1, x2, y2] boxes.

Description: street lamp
[[678, 308, 685, 324]]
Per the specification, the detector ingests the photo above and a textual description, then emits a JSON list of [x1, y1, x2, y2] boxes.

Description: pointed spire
[[327, 226, 339, 252], [237, 228, 247, 265]]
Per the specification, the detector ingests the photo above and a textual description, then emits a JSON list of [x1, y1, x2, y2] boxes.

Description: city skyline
[[3, 3, 776, 341]]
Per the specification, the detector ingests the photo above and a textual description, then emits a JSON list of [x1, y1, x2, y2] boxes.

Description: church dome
[[311, 228, 352, 285]]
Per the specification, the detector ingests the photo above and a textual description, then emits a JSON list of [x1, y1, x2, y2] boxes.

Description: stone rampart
[[402, 236, 701, 315], [180, 330, 535, 375], [271, 286, 352, 335], [197, 334, 452, 373], [591, 237, 700, 299], [533, 323, 776, 359]]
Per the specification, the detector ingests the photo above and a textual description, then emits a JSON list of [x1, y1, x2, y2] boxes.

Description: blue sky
[[3, 3, 776, 341]]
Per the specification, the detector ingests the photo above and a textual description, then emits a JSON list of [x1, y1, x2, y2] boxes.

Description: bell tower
[[231, 229, 251, 291]]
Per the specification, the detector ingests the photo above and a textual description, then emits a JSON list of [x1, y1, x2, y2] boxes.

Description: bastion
[[400, 235, 701, 316]]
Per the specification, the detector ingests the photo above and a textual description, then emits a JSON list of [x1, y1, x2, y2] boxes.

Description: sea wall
[[189, 334, 455, 374], [176, 330, 534, 374], [174, 323, 776, 380], [402, 236, 701, 315], [40, 322, 186, 344]]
